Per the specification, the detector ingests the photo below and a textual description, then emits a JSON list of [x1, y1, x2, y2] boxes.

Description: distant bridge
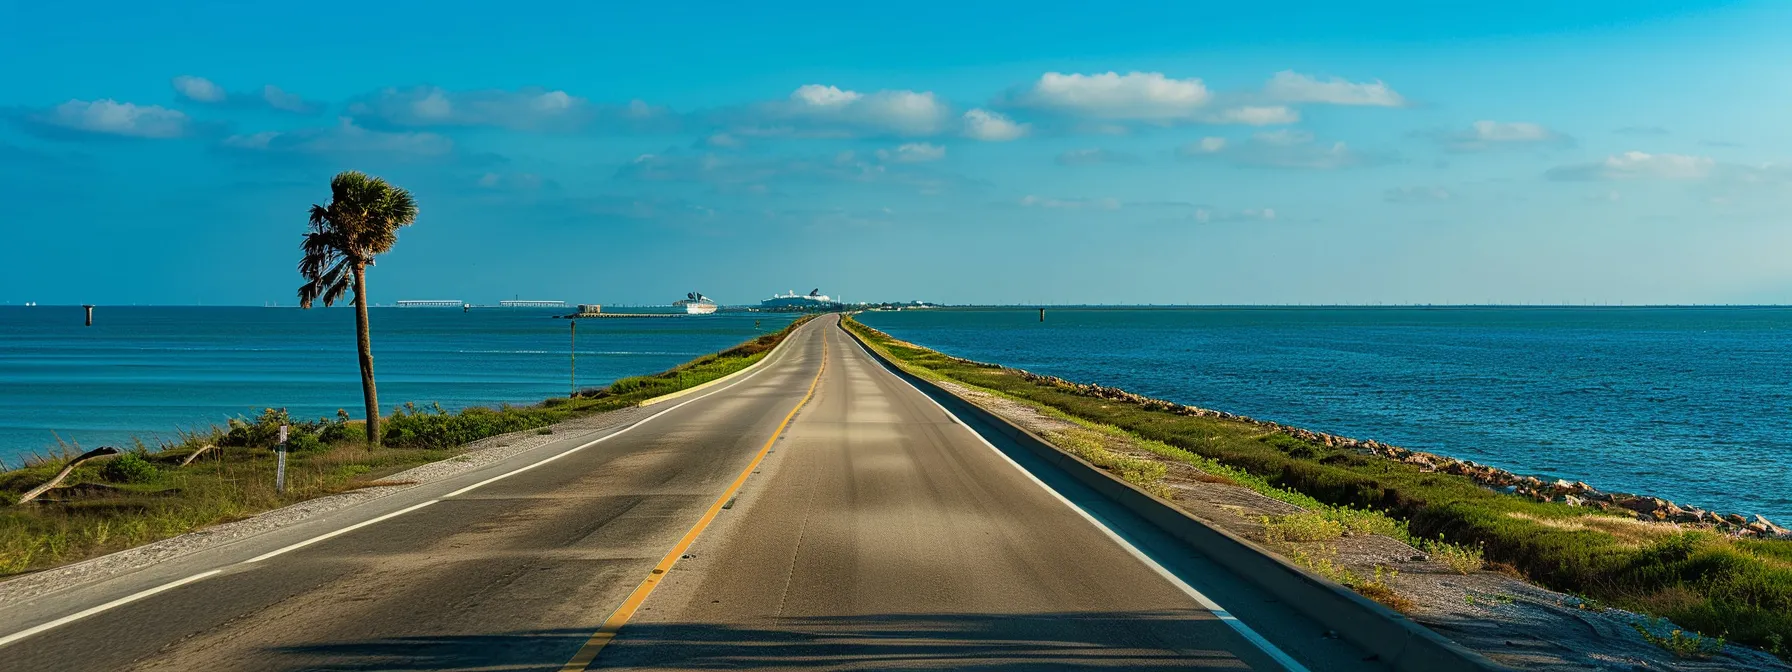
[[499, 300, 566, 308], [396, 300, 464, 308]]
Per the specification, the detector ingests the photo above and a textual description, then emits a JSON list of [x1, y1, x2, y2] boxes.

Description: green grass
[[0, 316, 813, 577], [844, 315, 1792, 657], [1632, 617, 1727, 658]]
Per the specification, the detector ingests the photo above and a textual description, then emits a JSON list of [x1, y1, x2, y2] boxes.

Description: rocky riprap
[[999, 365, 1792, 539]]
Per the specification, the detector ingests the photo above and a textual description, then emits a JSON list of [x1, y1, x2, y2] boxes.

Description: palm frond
[[298, 170, 418, 309]]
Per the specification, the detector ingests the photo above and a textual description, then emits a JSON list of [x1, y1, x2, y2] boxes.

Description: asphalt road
[[0, 315, 1383, 671]]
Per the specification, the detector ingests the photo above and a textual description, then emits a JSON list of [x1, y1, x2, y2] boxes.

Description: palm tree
[[297, 171, 418, 447]]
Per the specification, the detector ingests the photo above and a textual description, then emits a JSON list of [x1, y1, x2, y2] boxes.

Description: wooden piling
[[83, 305, 94, 326]]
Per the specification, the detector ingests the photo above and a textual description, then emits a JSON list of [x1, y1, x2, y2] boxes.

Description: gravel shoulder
[[932, 377, 1792, 672]]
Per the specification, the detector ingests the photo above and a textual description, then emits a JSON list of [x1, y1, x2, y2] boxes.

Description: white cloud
[[1180, 130, 1384, 170], [1384, 186, 1454, 203], [877, 142, 946, 163], [260, 85, 319, 114], [615, 150, 961, 193], [476, 172, 546, 190], [962, 108, 1027, 141], [171, 76, 320, 114], [1546, 151, 1716, 181], [1193, 208, 1276, 223], [1015, 71, 1211, 121], [701, 133, 744, 148], [1433, 121, 1571, 151], [1262, 71, 1405, 107], [790, 84, 862, 107], [1470, 121, 1553, 142], [732, 84, 949, 137], [1055, 148, 1138, 166], [348, 86, 662, 132], [223, 117, 453, 157], [30, 99, 189, 138], [1019, 195, 1122, 210], [1205, 106, 1299, 126], [171, 76, 225, 103], [1251, 129, 1313, 146]]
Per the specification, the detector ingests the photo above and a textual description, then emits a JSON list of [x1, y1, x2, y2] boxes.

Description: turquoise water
[[0, 306, 796, 465], [858, 307, 1792, 522]]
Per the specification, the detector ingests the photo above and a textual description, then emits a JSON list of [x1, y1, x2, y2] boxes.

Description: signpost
[[275, 424, 288, 494], [569, 321, 577, 397]]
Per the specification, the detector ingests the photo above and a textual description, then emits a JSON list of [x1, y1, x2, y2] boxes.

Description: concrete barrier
[[843, 322, 1513, 672]]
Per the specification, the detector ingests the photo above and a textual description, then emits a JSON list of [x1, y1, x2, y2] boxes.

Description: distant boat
[[761, 288, 836, 310], [674, 292, 718, 315]]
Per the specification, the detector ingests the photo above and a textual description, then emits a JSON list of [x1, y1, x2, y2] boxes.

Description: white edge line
[[837, 324, 1312, 672], [0, 569, 223, 649], [441, 329, 798, 498], [242, 500, 440, 564], [0, 323, 817, 650]]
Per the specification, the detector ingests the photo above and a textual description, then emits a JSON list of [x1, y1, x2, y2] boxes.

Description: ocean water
[[858, 307, 1792, 522], [0, 306, 797, 465]]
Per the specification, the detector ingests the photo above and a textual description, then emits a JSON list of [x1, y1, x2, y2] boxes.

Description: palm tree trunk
[[352, 262, 381, 447]]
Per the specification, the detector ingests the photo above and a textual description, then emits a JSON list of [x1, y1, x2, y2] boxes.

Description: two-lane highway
[[0, 315, 1382, 671]]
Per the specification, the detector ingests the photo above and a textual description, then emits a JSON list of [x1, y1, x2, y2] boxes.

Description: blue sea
[[0, 306, 797, 466], [858, 307, 1792, 522]]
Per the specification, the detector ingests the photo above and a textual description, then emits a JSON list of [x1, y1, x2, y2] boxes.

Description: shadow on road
[[265, 610, 1251, 671]]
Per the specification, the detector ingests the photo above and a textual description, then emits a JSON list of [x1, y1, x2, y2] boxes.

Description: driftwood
[[14, 446, 120, 504], [177, 444, 216, 467]]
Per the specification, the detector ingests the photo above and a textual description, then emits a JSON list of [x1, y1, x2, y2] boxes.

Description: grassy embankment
[[0, 316, 812, 577], [844, 315, 1791, 659]]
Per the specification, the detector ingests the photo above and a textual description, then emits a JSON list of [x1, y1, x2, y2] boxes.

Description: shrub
[[1261, 512, 1345, 543], [223, 408, 292, 448], [317, 419, 364, 444], [283, 431, 324, 453], [102, 453, 159, 484]]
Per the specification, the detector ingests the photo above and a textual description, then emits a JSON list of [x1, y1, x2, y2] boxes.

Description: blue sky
[[3, 0, 1789, 305]]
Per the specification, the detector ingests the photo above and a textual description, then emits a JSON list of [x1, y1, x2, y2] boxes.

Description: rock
[[1619, 497, 1669, 515], [1671, 509, 1702, 524], [1558, 495, 1585, 508], [1751, 515, 1789, 536], [1726, 513, 1749, 526]]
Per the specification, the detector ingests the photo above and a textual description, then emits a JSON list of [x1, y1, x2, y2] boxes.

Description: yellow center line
[[558, 329, 828, 671]]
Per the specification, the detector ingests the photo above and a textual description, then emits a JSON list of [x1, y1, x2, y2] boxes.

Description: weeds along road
[[0, 315, 1383, 671]]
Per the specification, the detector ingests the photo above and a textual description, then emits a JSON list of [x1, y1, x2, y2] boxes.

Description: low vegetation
[[1632, 617, 1727, 659], [843, 315, 1792, 658], [0, 316, 810, 577]]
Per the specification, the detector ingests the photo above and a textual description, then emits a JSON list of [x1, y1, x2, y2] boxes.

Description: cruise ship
[[674, 292, 718, 315], [760, 288, 838, 311]]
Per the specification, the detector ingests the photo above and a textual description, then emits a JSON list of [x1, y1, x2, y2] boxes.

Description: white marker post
[[276, 424, 288, 494]]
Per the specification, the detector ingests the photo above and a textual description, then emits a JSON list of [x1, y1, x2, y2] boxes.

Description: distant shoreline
[[7, 303, 1791, 310]]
